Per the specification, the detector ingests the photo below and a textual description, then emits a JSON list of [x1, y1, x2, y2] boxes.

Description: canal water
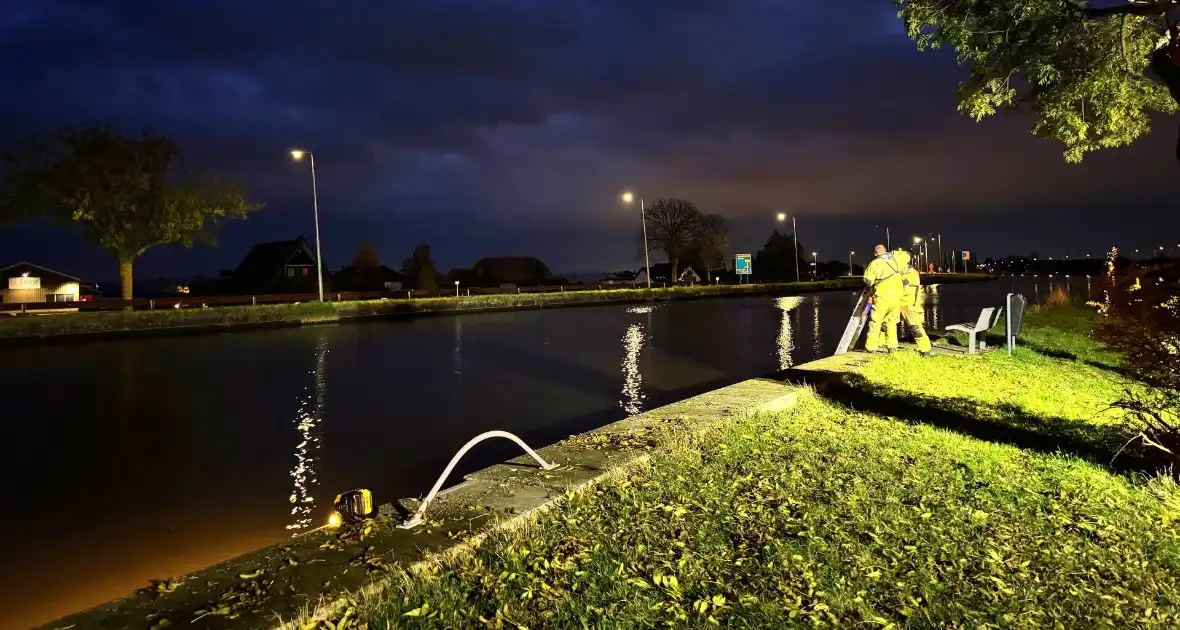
[[0, 276, 1095, 629]]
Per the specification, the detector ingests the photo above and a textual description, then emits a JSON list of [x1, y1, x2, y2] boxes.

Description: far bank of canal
[[0, 275, 992, 346], [11, 275, 1106, 630]]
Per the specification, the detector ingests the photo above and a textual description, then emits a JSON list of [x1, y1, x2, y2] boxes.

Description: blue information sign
[[735, 253, 752, 275]]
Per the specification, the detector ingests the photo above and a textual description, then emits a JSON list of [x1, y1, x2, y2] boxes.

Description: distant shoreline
[[0, 274, 994, 348]]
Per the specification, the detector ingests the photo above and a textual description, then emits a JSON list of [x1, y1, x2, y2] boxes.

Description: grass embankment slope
[[0, 276, 990, 342], [355, 306, 1180, 629]]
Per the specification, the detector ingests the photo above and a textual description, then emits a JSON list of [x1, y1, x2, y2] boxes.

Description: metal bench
[[946, 307, 997, 355]]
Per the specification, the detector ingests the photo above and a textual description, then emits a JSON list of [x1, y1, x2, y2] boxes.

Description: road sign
[[961, 250, 971, 260], [735, 254, 752, 275]]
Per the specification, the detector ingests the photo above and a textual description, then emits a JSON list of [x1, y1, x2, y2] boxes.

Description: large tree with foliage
[[346, 241, 383, 290], [641, 198, 703, 281], [1, 125, 261, 298], [754, 229, 807, 282], [897, 0, 1180, 163], [401, 243, 439, 290]]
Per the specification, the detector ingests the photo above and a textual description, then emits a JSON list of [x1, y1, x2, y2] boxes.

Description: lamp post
[[848, 251, 855, 277], [913, 236, 923, 271], [455, 280, 460, 297], [622, 192, 652, 291], [777, 213, 800, 283], [290, 149, 325, 302], [812, 252, 817, 280]]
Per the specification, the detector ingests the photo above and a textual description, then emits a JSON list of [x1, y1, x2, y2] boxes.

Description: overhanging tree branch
[[1069, 0, 1167, 18]]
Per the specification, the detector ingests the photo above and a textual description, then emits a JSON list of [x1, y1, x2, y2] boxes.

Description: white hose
[[397, 430, 557, 529]]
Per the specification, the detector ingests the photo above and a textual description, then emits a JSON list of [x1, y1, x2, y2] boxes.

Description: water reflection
[[453, 317, 464, 378], [775, 297, 805, 370], [285, 336, 329, 534], [925, 284, 940, 330], [811, 296, 822, 357], [620, 323, 646, 416]]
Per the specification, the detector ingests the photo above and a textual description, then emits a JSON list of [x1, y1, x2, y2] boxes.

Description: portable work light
[[331, 489, 373, 525]]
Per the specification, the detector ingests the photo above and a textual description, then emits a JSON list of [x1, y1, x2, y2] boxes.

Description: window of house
[[287, 267, 295, 278]]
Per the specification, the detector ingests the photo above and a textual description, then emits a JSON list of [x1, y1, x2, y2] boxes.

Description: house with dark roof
[[600, 270, 638, 286], [227, 236, 325, 295], [470, 256, 550, 287], [632, 264, 700, 286], [333, 264, 404, 292], [0, 262, 82, 304]]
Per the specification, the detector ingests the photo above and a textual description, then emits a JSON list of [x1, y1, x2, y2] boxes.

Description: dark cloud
[[1, 0, 1176, 279]]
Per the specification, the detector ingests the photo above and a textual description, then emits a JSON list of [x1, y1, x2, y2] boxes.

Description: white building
[[0, 262, 81, 304]]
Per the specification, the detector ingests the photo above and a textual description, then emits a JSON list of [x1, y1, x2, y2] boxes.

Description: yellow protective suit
[[863, 252, 904, 351], [894, 250, 932, 354]]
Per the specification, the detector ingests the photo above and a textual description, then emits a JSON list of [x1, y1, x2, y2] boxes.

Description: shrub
[[1090, 248, 1180, 465], [1045, 285, 1071, 309]]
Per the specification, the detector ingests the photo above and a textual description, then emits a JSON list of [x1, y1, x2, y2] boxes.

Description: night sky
[[2, 0, 1178, 282]]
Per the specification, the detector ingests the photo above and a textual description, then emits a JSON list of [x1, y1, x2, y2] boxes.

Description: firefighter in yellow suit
[[862, 244, 903, 352], [893, 249, 933, 356]]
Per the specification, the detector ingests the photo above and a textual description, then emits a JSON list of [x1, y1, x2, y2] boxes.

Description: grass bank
[[0, 274, 993, 343], [350, 306, 1180, 629]]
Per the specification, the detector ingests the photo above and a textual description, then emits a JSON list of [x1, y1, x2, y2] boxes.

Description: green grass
[[349, 306, 1180, 629], [367, 396, 1180, 629], [857, 307, 1139, 459]]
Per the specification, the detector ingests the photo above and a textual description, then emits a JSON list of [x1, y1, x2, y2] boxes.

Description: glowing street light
[[621, 191, 652, 290], [776, 212, 787, 222], [812, 252, 817, 280], [455, 280, 460, 297], [289, 149, 325, 302], [849, 251, 855, 276]]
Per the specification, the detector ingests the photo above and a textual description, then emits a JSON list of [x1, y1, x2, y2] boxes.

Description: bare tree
[[694, 213, 730, 282], [642, 198, 703, 281]]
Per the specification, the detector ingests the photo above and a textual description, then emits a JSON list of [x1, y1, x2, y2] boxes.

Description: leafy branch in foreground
[[896, 0, 1180, 163]]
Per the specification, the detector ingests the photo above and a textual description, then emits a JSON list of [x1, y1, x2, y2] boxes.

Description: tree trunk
[[119, 256, 134, 301], [670, 258, 679, 285], [704, 261, 713, 284], [1149, 46, 1180, 163]]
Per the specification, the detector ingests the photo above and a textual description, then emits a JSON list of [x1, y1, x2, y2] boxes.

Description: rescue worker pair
[[862, 246, 931, 355], [893, 250, 932, 355], [862, 246, 903, 352]]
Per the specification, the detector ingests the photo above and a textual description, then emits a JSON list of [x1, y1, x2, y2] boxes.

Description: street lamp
[[778, 212, 800, 283], [622, 191, 652, 291], [454, 280, 460, 297], [848, 251, 855, 276], [812, 252, 817, 280], [913, 236, 923, 271], [290, 149, 325, 302]]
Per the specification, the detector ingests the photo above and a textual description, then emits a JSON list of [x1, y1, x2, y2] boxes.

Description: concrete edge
[[269, 378, 807, 629]]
